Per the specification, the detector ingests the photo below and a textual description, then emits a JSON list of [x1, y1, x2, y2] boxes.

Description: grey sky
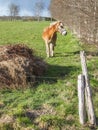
[[0, 0, 51, 16]]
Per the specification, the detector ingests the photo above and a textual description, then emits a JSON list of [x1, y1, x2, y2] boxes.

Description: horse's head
[[56, 21, 67, 36]]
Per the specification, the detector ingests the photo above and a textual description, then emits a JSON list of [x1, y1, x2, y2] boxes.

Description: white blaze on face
[[58, 22, 67, 35], [62, 30, 67, 35]]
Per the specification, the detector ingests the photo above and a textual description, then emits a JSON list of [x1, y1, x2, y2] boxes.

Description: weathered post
[[80, 51, 96, 126], [78, 74, 86, 125]]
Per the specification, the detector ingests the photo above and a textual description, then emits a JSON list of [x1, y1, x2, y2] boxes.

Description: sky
[[0, 0, 51, 17]]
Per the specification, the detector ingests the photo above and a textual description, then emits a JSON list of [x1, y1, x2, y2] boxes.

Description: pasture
[[0, 21, 98, 130]]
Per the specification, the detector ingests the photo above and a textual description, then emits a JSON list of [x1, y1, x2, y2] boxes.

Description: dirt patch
[[25, 104, 56, 129], [0, 115, 14, 124], [26, 104, 56, 121], [0, 44, 47, 89]]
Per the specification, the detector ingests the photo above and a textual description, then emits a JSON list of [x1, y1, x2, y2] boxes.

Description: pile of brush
[[0, 44, 47, 89]]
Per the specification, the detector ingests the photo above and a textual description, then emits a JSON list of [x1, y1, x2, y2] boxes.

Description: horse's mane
[[43, 21, 60, 32], [49, 21, 58, 27]]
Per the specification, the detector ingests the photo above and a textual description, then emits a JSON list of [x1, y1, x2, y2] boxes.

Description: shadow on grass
[[87, 116, 98, 130], [96, 117, 98, 127], [34, 64, 79, 85], [54, 51, 80, 57], [55, 50, 98, 57]]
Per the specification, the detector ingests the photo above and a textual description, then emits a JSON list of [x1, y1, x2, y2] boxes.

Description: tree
[[50, 0, 98, 44], [8, 3, 20, 20], [33, 0, 44, 21]]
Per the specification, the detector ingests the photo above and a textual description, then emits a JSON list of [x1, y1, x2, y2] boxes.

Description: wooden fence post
[[80, 51, 96, 126], [78, 74, 86, 125]]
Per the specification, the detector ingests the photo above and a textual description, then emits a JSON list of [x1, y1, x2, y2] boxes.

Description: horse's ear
[[57, 21, 62, 25], [58, 21, 64, 26]]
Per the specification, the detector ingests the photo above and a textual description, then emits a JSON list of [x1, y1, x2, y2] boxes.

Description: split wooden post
[[80, 51, 96, 126], [78, 74, 86, 125]]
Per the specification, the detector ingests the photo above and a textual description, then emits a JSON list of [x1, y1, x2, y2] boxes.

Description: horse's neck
[[50, 24, 58, 35], [48, 25, 57, 40]]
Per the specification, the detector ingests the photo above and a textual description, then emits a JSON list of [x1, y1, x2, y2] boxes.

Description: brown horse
[[42, 21, 67, 57]]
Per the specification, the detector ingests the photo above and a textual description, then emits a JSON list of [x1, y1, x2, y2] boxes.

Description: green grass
[[0, 21, 98, 130]]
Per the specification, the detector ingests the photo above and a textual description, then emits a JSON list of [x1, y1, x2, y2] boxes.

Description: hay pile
[[0, 44, 47, 89]]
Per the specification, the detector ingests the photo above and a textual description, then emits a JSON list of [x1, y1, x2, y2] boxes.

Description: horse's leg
[[53, 33, 57, 47], [45, 42, 50, 58], [52, 34, 57, 52], [50, 43, 54, 57]]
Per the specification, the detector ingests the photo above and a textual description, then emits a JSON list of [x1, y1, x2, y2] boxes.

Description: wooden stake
[[80, 51, 96, 126], [78, 74, 86, 124]]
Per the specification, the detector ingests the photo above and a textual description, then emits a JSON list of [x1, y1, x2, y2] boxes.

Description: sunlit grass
[[0, 21, 98, 130]]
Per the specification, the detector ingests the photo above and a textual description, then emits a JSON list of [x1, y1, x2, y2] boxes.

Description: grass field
[[0, 21, 98, 130]]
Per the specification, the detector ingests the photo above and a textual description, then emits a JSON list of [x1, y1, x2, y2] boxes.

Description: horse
[[42, 21, 67, 58]]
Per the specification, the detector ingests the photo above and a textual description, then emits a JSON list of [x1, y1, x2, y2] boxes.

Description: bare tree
[[33, 0, 44, 21], [50, 0, 98, 44], [8, 3, 20, 21]]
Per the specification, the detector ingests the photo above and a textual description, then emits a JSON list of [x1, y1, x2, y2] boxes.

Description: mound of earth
[[0, 44, 47, 89]]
